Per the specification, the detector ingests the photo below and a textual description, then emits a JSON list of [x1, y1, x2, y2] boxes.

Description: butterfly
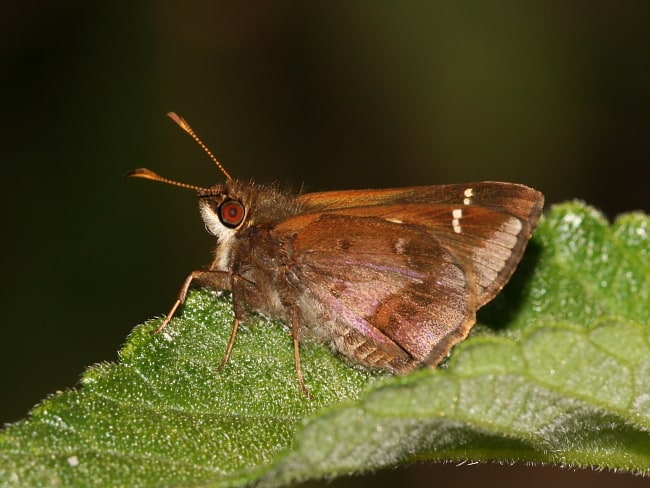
[[128, 113, 544, 397]]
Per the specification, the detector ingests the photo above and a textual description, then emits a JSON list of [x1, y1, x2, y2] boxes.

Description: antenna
[[125, 168, 210, 192], [126, 112, 233, 191], [166, 112, 233, 180]]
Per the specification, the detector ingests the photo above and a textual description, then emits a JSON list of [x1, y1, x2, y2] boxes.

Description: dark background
[[2, 2, 648, 487]]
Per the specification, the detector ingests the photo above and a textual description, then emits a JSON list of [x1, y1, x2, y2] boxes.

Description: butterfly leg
[[217, 273, 252, 370], [152, 269, 231, 335], [218, 318, 240, 370], [151, 272, 196, 334], [292, 307, 313, 399]]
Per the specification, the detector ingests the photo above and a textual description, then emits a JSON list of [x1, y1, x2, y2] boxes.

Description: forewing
[[294, 182, 543, 306]]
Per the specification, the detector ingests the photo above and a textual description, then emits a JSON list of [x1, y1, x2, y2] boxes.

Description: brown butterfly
[[128, 113, 544, 398]]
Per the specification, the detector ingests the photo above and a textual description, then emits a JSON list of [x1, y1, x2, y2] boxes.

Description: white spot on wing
[[463, 187, 473, 205], [452, 208, 463, 234], [394, 237, 408, 254]]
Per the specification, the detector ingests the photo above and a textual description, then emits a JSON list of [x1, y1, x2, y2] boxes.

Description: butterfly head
[[126, 112, 301, 249]]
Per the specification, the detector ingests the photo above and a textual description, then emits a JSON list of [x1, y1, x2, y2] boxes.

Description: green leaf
[[1, 202, 649, 487]]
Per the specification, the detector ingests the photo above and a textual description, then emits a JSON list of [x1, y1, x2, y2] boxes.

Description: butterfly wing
[[276, 182, 543, 370]]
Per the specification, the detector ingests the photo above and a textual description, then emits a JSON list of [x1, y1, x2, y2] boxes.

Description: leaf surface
[[1, 203, 649, 487]]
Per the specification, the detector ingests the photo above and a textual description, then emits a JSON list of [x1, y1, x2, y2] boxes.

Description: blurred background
[[1, 2, 648, 487]]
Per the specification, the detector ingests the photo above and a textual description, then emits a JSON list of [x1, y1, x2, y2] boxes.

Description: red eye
[[219, 200, 245, 227]]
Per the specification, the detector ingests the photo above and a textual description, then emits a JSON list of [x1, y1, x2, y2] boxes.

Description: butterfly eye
[[219, 200, 245, 228]]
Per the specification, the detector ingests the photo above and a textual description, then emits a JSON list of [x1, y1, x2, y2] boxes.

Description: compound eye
[[219, 200, 245, 228]]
